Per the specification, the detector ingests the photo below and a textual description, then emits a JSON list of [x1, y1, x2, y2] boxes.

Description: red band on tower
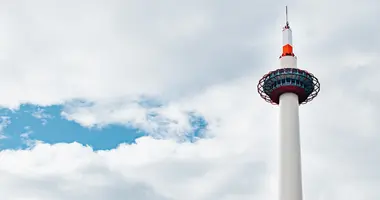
[[282, 44, 293, 56]]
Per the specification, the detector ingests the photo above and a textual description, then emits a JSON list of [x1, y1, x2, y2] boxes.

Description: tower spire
[[281, 6, 294, 57], [285, 6, 290, 28]]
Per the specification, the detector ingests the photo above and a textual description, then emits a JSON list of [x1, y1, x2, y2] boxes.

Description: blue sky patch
[[0, 104, 208, 150]]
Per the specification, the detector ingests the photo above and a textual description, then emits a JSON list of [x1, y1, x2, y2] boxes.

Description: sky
[[0, 0, 379, 199]]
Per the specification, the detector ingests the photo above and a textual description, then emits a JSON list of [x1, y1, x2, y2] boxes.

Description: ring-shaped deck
[[257, 68, 320, 105]]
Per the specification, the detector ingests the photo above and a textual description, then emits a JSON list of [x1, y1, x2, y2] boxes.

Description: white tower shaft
[[279, 6, 302, 200], [279, 93, 303, 200], [278, 7, 303, 200]]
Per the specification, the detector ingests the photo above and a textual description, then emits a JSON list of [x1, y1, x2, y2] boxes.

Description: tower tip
[[285, 6, 289, 28]]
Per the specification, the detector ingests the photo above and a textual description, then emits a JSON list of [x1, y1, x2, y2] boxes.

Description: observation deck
[[257, 68, 320, 105]]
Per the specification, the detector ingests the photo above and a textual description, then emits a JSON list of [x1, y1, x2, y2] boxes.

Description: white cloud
[[20, 126, 40, 148], [0, 116, 11, 139], [31, 107, 54, 125], [0, 139, 272, 200], [0, 0, 280, 108], [0, 0, 379, 199]]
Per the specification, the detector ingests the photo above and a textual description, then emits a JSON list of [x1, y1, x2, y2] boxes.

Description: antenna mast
[[285, 6, 289, 27]]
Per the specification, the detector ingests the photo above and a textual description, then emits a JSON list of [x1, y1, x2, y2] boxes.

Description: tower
[[257, 6, 320, 200]]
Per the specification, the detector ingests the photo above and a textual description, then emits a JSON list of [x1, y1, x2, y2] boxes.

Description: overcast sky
[[0, 0, 379, 199]]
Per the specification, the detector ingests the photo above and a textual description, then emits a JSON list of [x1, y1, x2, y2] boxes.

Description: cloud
[[0, 0, 281, 108], [31, 107, 54, 125], [0, 116, 11, 140], [0, 140, 271, 200], [20, 126, 39, 148]]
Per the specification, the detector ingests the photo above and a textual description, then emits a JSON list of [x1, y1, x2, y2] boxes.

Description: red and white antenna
[[285, 6, 289, 28], [282, 6, 294, 57]]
